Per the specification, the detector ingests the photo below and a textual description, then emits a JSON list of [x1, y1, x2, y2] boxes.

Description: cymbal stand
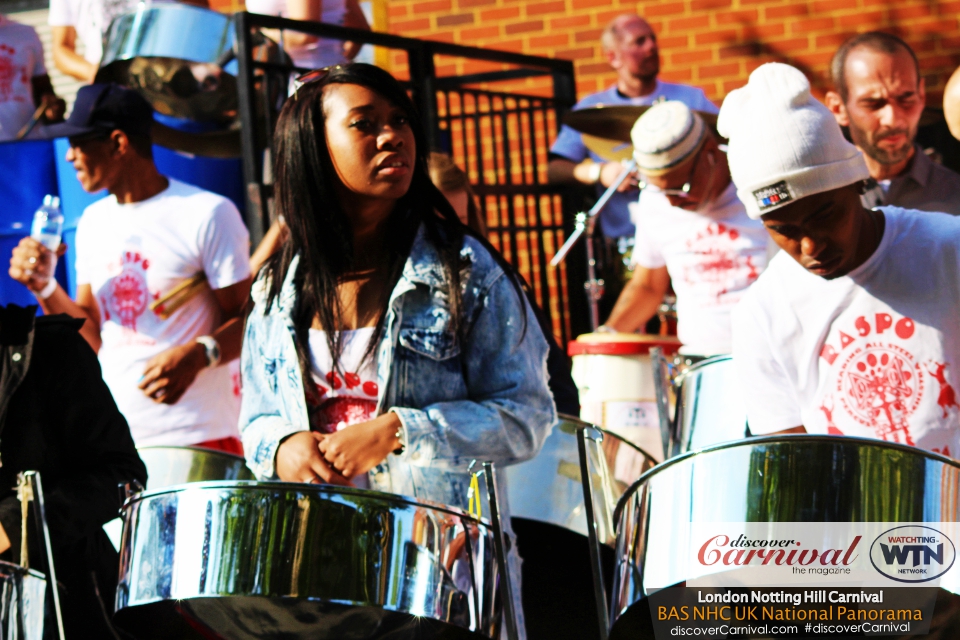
[[551, 159, 638, 330], [18, 471, 65, 640]]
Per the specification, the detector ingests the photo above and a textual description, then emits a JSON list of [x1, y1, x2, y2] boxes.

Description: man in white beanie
[[600, 101, 769, 356], [724, 62, 960, 457]]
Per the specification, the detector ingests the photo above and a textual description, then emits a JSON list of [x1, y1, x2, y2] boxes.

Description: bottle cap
[[42, 195, 60, 209]]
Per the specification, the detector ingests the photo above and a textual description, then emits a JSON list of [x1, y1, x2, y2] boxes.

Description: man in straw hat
[[600, 100, 769, 357], [725, 63, 960, 456]]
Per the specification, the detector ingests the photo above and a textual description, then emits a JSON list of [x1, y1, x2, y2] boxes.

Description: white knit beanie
[[717, 63, 869, 219], [631, 101, 706, 175]]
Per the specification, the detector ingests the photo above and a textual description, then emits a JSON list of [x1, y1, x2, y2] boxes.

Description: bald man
[[825, 31, 960, 215], [944, 66, 960, 141], [548, 14, 718, 242]]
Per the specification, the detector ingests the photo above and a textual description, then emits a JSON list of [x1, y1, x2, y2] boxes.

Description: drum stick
[[150, 273, 209, 320]]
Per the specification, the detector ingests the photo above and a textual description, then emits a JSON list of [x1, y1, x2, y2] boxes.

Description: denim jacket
[[239, 225, 556, 513]]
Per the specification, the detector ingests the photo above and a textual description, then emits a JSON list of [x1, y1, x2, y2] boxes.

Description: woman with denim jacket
[[239, 64, 555, 637]]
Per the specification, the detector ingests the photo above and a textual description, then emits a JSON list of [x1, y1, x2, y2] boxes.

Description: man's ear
[[110, 129, 131, 157], [605, 47, 620, 70], [824, 90, 850, 127]]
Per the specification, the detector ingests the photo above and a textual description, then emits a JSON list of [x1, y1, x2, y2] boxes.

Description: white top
[[733, 207, 960, 458], [307, 326, 379, 433], [0, 16, 47, 141], [47, 0, 173, 65], [74, 178, 251, 446], [245, 0, 348, 70], [632, 183, 770, 355]]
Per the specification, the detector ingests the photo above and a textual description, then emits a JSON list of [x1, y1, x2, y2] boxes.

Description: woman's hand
[[276, 431, 352, 485], [318, 412, 402, 478]]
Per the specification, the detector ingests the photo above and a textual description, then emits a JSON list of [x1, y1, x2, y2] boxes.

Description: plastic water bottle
[[30, 195, 62, 251]]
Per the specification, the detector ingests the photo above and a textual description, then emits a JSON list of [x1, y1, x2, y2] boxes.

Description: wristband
[[586, 161, 603, 184], [34, 279, 57, 300], [195, 335, 222, 368]]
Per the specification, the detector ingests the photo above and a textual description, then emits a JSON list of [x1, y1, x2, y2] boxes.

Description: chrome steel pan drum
[[506, 415, 657, 543], [0, 561, 45, 640], [114, 481, 499, 640], [671, 355, 748, 455], [137, 446, 254, 490], [98, 5, 238, 123], [610, 436, 960, 639]]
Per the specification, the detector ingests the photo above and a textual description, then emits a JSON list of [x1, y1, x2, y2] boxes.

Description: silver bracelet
[[195, 335, 221, 368], [33, 279, 57, 300]]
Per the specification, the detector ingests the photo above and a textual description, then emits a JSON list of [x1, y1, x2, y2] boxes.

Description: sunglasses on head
[[292, 65, 345, 97]]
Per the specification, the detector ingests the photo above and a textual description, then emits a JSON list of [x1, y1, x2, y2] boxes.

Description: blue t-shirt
[[551, 81, 719, 238]]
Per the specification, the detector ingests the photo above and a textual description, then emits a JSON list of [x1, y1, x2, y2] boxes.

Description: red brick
[[571, 0, 611, 9], [525, 0, 567, 16], [550, 14, 591, 29], [747, 23, 786, 38], [574, 28, 605, 43], [791, 51, 835, 66], [690, 0, 731, 9], [428, 31, 457, 43], [940, 36, 960, 48], [765, 4, 808, 19], [480, 6, 521, 20], [719, 43, 763, 58], [667, 15, 711, 31], [658, 35, 690, 48], [578, 62, 615, 75], [529, 33, 570, 48], [672, 49, 714, 64], [387, 4, 408, 19], [791, 17, 836, 34], [723, 79, 747, 93], [890, 5, 933, 20], [493, 39, 525, 52], [460, 25, 500, 39], [716, 10, 759, 25], [838, 12, 883, 28], [504, 19, 543, 34], [390, 17, 431, 32], [457, 0, 495, 7], [815, 33, 853, 48], [699, 62, 740, 79], [555, 46, 595, 60], [436, 12, 474, 27], [919, 55, 959, 70], [812, 0, 857, 10], [694, 29, 738, 45], [660, 68, 694, 82], [412, 0, 452, 15], [942, 1, 960, 12], [644, 1, 685, 17], [765, 37, 812, 52], [906, 19, 960, 34], [595, 9, 626, 24], [910, 39, 936, 53]]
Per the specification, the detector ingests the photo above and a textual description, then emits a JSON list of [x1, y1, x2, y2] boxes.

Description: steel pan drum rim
[[137, 444, 247, 463], [611, 433, 960, 526], [672, 353, 731, 386], [556, 413, 660, 463], [122, 479, 489, 524]]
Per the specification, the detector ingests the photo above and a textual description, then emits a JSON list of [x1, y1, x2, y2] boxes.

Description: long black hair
[[262, 63, 524, 383]]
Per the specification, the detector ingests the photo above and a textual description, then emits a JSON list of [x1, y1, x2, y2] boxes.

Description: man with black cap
[[8, 83, 251, 452], [724, 63, 960, 457], [599, 100, 769, 357]]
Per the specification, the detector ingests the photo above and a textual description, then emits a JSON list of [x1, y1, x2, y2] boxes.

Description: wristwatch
[[195, 335, 221, 368]]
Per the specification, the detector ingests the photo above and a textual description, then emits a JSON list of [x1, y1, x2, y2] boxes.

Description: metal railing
[[233, 12, 581, 342]]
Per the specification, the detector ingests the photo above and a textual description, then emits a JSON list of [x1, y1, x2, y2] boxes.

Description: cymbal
[[580, 133, 634, 162], [563, 105, 720, 142]]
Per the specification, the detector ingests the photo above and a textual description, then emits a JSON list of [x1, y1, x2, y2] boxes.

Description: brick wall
[[382, 0, 960, 106]]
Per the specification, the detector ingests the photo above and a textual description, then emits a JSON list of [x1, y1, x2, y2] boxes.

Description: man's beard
[[850, 123, 915, 165]]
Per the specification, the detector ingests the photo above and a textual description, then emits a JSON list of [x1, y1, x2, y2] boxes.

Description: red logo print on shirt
[[926, 361, 959, 419], [821, 312, 922, 445], [103, 251, 150, 331], [308, 370, 379, 434], [0, 45, 19, 102], [684, 222, 761, 301]]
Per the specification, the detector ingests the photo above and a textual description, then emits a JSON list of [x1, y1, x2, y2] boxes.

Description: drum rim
[[673, 353, 731, 384], [556, 413, 660, 465], [123, 479, 490, 525], [137, 444, 247, 463], [612, 433, 960, 526]]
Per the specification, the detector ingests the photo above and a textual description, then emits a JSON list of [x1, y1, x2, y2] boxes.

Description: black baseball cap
[[43, 83, 154, 140]]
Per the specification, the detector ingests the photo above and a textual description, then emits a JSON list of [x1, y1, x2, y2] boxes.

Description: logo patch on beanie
[[753, 181, 793, 210]]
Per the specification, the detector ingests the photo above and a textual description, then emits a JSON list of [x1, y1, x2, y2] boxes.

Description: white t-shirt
[[0, 16, 46, 141], [733, 207, 960, 458], [632, 183, 770, 355], [74, 178, 251, 446], [245, 0, 348, 70], [47, 0, 163, 65], [306, 327, 379, 433]]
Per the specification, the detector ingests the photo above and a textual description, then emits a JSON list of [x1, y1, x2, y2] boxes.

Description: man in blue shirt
[[548, 14, 718, 241]]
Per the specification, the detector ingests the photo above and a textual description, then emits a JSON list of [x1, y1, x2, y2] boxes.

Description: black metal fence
[[233, 12, 582, 343]]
